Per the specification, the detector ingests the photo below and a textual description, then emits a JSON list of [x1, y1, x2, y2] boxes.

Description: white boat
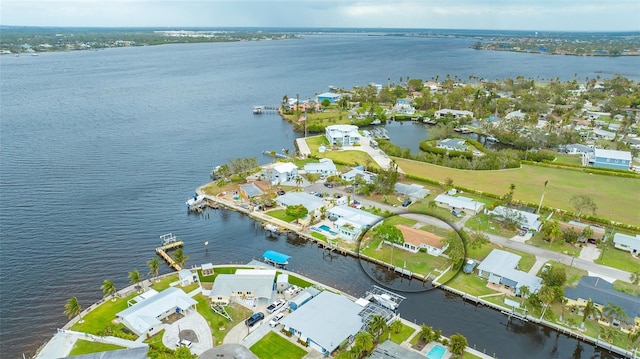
[[186, 194, 205, 207], [486, 135, 499, 143], [264, 224, 280, 234]]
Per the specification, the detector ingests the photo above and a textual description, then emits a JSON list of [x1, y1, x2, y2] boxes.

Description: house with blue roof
[[564, 276, 640, 330], [317, 92, 341, 104], [586, 149, 632, 171], [476, 249, 542, 296]]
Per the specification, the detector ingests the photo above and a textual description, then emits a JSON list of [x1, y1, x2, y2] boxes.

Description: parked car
[[451, 210, 463, 218], [401, 199, 412, 207], [353, 199, 360, 205], [266, 299, 286, 313], [176, 339, 193, 348], [324, 182, 334, 188], [314, 193, 323, 198], [245, 312, 264, 327], [269, 312, 285, 327], [463, 259, 477, 274], [276, 189, 285, 195]]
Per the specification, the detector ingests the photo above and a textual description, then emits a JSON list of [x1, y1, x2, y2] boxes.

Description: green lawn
[[265, 209, 296, 223], [595, 247, 640, 273], [386, 323, 416, 344], [444, 272, 501, 297], [194, 294, 252, 346], [552, 153, 583, 166], [303, 136, 381, 170], [250, 331, 307, 359], [311, 231, 328, 242], [68, 339, 124, 356], [526, 233, 581, 257], [613, 280, 640, 296], [288, 274, 314, 288], [394, 158, 640, 226], [383, 215, 418, 227], [151, 274, 179, 291], [71, 292, 139, 336]]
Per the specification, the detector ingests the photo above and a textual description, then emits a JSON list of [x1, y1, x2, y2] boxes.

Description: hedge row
[[532, 160, 640, 179]]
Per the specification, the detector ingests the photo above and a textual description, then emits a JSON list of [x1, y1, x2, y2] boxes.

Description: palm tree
[[418, 324, 433, 343], [101, 279, 117, 301], [173, 248, 189, 268], [602, 302, 628, 326], [353, 331, 374, 356], [147, 257, 160, 282], [64, 296, 83, 322], [367, 315, 388, 343], [518, 286, 530, 307], [129, 269, 142, 292], [630, 271, 640, 286], [295, 175, 303, 191], [449, 333, 468, 356], [389, 319, 402, 334], [581, 298, 598, 329]]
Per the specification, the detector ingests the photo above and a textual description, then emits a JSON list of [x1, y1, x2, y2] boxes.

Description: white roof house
[[505, 110, 526, 120], [613, 233, 640, 255], [394, 183, 430, 200], [435, 109, 473, 119], [281, 291, 364, 355], [341, 168, 377, 183], [489, 206, 542, 231], [434, 194, 484, 214], [303, 158, 337, 176], [263, 162, 299, 185], [276, 192, 326, 215], [328, 205, 383, 241], [178, 269, 196, 286], [436, 138, 467, 151], [325, 125, 361, 146], [477, 249, 542, 296], [116, 287, 197, 336], [210, 272, 276, 305]]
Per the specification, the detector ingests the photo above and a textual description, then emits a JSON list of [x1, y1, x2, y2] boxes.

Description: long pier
[[155, 240, 184, 271]]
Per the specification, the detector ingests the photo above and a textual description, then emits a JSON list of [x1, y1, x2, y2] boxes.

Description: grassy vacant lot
[[394, 158, 640, 225], [71, 292, 138, 335], [360, 235, 450, 276], [526, 233, 582, 257], [250, 331, 307, 359], [443, 271, 501, 297], [266, 209, 296, 223], [595, 247, 640, 273], [68, 340, 124, 356], [304, 136, 381, 170]]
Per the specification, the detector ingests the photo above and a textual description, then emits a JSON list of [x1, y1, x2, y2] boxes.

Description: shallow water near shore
[[1, 34, 635, 357]]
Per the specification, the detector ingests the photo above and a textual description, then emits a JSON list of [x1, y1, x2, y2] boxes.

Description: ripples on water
[[2, 36, 634, 357]]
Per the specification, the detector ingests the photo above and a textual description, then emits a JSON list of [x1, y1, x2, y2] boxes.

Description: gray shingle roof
[[564, 276, 640, 321]]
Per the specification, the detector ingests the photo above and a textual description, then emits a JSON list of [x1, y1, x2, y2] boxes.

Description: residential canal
[[2, 33, 635, 357]]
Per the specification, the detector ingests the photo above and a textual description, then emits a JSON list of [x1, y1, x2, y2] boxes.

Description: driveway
[[579, 244, 601, 262], [162, 310, 213, 355]]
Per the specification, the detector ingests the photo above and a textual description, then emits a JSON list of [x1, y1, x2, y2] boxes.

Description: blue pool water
[[426, 344, 447, 359], [318, 224, 338, 236]]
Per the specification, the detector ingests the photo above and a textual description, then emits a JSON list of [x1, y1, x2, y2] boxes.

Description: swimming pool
[[426, 344, 447, 359], [318, 224, 338, 236]]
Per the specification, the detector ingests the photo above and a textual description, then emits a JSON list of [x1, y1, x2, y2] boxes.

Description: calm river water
[[1, 33, 637, 358]]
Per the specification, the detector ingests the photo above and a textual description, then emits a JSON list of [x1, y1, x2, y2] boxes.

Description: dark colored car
[[324, 182, 334, 188], [276, 190, 285, 195], [245, 312, 264, 327], [401, 199, 412, 207]]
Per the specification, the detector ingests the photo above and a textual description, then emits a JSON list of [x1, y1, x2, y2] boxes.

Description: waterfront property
[[393, 183, 430, 200], [281, 291, 364, 355], [585, 148, 632, 171], [317, 92, 342, 104], [178, 269, 197, 286], [262, 162, 298, 185], [612, 233, 640, 256], [564, 276, 640, 331], [369, 340, 426, 359], [275, 192, 326, 217], [325, 124, 361, 146], [327, 205, 383, 241], [434, 109, 473, 120], [476, 249, 542, 296], [240, 183, 263, 198], [436, 138, 468, 152], [116, 287, 197, 336], [302, 158, 337, 177], [288, 287, 321, 311], [488, 206, 542, 232], [393, 225, 448, 256], [209, 270, 276, 305], [433, 194, 484, 215]]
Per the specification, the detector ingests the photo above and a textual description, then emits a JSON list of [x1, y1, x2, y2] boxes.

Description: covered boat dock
[[263, 250, 291, 268]]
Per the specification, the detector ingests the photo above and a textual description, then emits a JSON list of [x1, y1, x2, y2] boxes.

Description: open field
[[394, 158, 640, 225]]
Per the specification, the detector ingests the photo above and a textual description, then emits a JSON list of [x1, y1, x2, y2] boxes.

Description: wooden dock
[[156, 240, 184, 271]]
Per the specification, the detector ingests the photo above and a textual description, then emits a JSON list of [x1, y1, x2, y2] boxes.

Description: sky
[[2, 0, 639, 32]]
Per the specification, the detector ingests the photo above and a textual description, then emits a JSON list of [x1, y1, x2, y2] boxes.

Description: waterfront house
[[488, 206, 542, 232], [281, 291, 364, 355], [275, 192, 326, 217], [393, 183, 430, 200], [209, 270, 276, 306], [325, 125, 361, 146], [391, 99, 416, 115], [240, 183, 263, 198], [392, 225, 448, 256], [434, 109, 473, 120], [178, 269, 197, 286], [327, 205, 383, 241], [436, 138, 467, 152], [476, 249, 542, 296], [317, 92, 341, 104], [369, 340, 426, 359], [433, 194, 484, 215], [612, 233, 640, 256], [263, 162, 298, 185], [289, 287, 321, 311], [116, 287, 197, 336], [303, 158, 337, 177], [564, 276, 640, 330], [341, 168, 377, 183], [585, 149, 632, 171]]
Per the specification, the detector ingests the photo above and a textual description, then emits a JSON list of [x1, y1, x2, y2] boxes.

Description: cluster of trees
[[213, 157, 259, 183]]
